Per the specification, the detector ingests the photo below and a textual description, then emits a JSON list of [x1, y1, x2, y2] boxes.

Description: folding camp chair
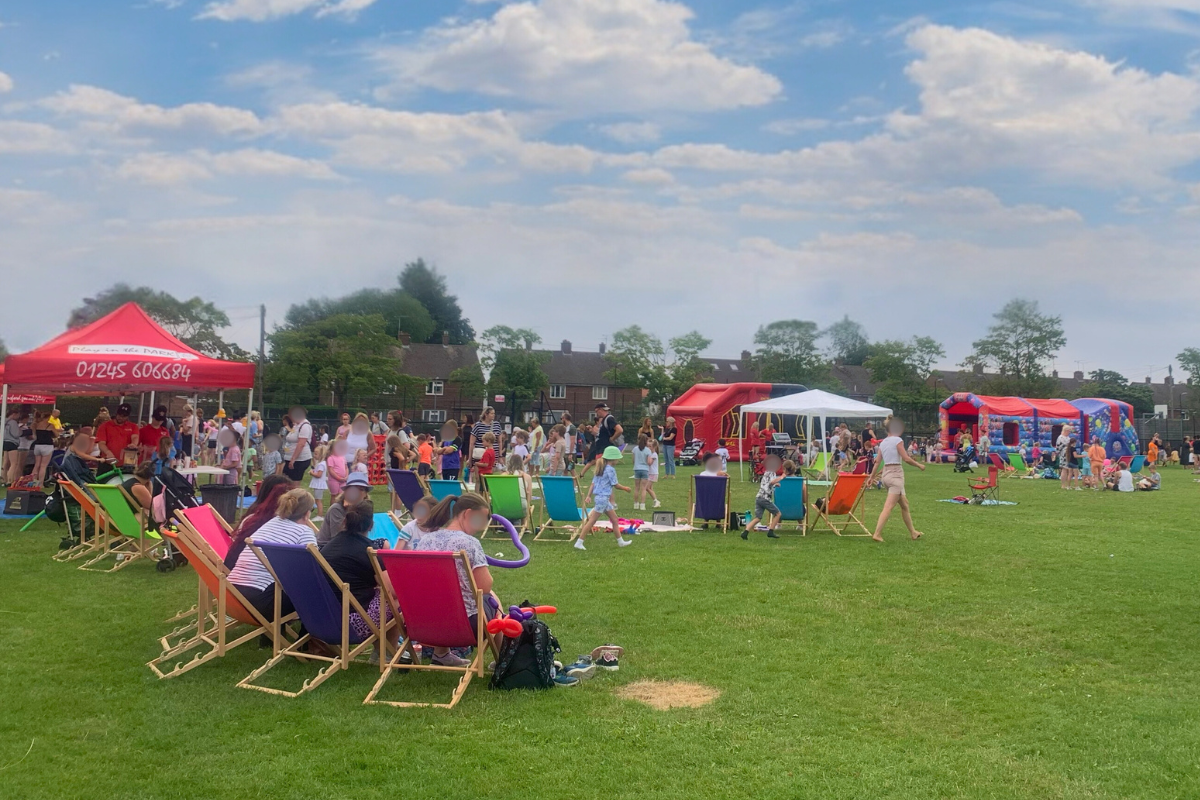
[[54, 479, 105, 562], [536, 475, 584, 542], [807, 472, 871, 536], [237, 541, 386, 697], [146, 527, 296, 680], [772, 476, 808, 533], [175, 504, 233, 561], [428, 479, 464, 503], [387, 469, 427, 521], [1129, 455, 1146, 474], [364, 549, 496, 710], [688, 474, 730, 532], [969, 465, 1001, 504], [1006, 452, 1029, 477], [481, 474, 531, 540], [80, 483, 162, 572]]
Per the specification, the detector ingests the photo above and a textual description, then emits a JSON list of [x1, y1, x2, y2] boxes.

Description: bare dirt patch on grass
[[616, 680, 721, 710]]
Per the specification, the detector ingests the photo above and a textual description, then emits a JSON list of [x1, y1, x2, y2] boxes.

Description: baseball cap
[[594, 403, 610, 411], [115, 403, 132, 416], [344, 472, 371, 489]]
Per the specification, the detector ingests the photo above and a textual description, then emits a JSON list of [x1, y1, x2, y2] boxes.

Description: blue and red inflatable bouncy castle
[[939, 394, 1138, 458]]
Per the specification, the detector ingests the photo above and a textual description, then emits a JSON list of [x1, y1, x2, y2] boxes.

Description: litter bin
[[198, 483, 240, 526]]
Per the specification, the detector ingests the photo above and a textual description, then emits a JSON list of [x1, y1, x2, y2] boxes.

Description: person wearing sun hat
[[575, 445, 633, 551]]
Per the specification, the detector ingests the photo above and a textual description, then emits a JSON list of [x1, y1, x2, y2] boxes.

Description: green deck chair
[[803, 451, 830, 480], [81, 483, 161, 572], [536, 475, 584, 542], [1006, 452, 1028, 477], [481, 474, 530, 540], [428, 479, 464, 503]]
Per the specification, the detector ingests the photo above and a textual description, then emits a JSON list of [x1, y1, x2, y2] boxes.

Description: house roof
[[703, 357, 755, 383], [395, 343, 478, 380], [534, 348, 612, 385], [828, 364, 880, 401]]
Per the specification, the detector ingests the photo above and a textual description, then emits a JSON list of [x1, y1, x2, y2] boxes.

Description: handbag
[[473, 447, 486, 460]]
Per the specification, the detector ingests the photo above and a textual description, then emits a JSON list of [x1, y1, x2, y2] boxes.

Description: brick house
[[532, 340, 645, 423], [392, 332, 481, 428]]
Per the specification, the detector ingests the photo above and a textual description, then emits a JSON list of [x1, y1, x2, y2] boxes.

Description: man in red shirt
[[96, 403, 140, 462], [139, 406, 171, 463]]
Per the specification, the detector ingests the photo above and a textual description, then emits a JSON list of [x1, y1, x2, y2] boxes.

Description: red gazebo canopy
[[2, 302, 255, 393]]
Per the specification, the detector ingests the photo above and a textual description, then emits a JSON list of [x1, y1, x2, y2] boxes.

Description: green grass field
[[2, 464, 1198, 799]]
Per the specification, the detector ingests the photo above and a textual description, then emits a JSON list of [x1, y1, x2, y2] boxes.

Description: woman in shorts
[[868, 415, 926, 542]]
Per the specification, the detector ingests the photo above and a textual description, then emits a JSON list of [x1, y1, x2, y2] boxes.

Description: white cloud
[[621, 167, 674, 185], [598, 122, 662, 144], [799, 31, 844, 49], [0, 72, 13, 93], [376, 0, 782, 114], [0, 120, 75, 154], [197, 0, 377, 22], [763, 118, 830, 135], [40, 84, 264, 136], [115, 148, 340, 185]]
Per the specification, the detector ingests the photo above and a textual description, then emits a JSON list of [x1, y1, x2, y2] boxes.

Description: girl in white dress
[[308, 444, 329, 515]]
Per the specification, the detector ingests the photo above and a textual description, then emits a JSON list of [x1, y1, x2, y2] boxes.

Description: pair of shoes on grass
[[574, 537, 632, 551], [741, 529, 780, 540], [560, 644, 623, 684]]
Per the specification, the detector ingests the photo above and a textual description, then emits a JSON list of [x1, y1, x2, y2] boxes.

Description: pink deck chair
[[176, 504, 233, 561], [364, 549, 495, 709]]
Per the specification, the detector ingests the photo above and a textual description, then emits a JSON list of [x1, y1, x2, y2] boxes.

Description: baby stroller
[[152, 466, 201, 572], [679, 438, 705, 467], [954, 445, 977, 473]]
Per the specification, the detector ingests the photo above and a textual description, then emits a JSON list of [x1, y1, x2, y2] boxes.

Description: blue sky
[[2, 0, 1200, 381]]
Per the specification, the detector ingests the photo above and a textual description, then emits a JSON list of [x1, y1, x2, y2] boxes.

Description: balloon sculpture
[[485, 596, 557, 638], [485, 513, 530, 569]]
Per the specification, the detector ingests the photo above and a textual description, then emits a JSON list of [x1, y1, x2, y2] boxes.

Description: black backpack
[[490, 609, 560, 691]]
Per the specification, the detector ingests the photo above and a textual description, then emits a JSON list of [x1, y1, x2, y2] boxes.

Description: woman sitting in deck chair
[[867, 416, 926, 543], [322, 499, 403, 657], [227, 488, 317, 622], [407, 493, 501, 667]]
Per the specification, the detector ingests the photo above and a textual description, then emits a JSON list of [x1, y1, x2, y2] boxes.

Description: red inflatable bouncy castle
[[666, 383, 773, 463]]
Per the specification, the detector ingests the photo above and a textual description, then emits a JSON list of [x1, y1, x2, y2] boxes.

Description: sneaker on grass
[[553, 673, 581, 687], [617, 538, 632, 547], [573, 538, 586, 551], [591, 646, 622, 671], [564, 656, 595, 679]]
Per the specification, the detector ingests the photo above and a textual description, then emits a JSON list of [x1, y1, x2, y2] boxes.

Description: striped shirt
[[228, 517, 316, 591], [471, 420, 503, 456]]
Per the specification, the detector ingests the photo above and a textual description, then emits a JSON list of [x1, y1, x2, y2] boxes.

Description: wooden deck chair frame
[[79, 483, 160, 573], [687, 474, 731, 533], [535, 475, 583, 542], [146, 525, 296, 680], [1005, 452, 1028, 477], [54, 479, 106, 562], [162, 503, 238, 648], [807, 472, 871, 536], [480, 474, 531, 540], [236, 541, 388, 698], [363, 549, 497, 710], [989, 453, 1014, 476], [803, 451, 831, 481]]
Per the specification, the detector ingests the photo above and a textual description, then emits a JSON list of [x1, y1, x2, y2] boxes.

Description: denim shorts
[[633, 469, 649, 480], [592, 496, 616, 514]]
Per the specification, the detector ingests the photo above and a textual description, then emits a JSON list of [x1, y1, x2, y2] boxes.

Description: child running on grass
[[575, 445, 633, 551], [742, 454, 784, 540]]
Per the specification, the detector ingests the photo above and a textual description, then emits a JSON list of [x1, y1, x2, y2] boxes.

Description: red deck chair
[[807, 472, 871, 536], [968, 465, 1001, 504], [850, 457, 869, 475], [146, 527, 295, 680], [364, 548, 496, 710], [988, 453, 1013, 475]]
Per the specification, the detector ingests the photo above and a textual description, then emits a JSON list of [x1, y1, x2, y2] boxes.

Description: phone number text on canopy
[[76, 361, 193, 382]]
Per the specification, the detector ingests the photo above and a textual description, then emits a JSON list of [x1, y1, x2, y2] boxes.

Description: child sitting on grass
[[575, 445, 633, 551], [1137, 462, 1162, 491], [742, 454, 784, 540]]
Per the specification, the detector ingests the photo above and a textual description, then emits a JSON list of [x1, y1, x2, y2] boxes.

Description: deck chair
[[146, 526, 295, 680], [364, 549, 496, 710], [969, 465, 1001, 504], [80, 483, 162, 572], [688, 474, 730, 532], [481, 474, 531, 540], [373, 512, 405, 549], [1118, 456, 1133, 469], [175, 504, 233, 561], [54, 479, 105, 562], [1006, 452, 1029, 477], [428, 479, 464, 503], [536, 475, 583, 542], [387, 469, 427, 521], [850, 457, 869, 475], [1129, 455, 1146, 474], [772, 476, 808, 533], [989, 453, 1014, 475], [237, 541, 385, 697], [807, 472, 870, 536], [803, 451, 830, 480]]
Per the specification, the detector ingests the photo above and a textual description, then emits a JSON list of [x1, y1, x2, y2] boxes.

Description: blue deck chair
[[373, 512, 405, 549], [689, 474, 730, 532], [537, 475, 584, 542], [772, 476, 808, 533], [1129, 455, 1146, 474], [428, 479, 463, 503], [386, 469, 426, 520], [237, 540, 385, 698]]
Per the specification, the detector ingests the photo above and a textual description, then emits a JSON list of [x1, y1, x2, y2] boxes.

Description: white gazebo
[[738, 389, 893, 480]]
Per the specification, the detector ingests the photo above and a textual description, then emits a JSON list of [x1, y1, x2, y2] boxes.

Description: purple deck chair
[[689, 474, 731, 533], [236, 540, 384, 698], [387, 469, 427, 520]]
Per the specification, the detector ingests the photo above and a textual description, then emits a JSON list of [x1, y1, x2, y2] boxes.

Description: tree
[[962, 299, 1065, 396], [284, 288, 434, 343], [265, 313, 408, 409], [477, 326, 542, 374], [605, 326, 671, 407], [68, 283, 248, 360], [666, 331, 714, 399], [865, 337, 946, 409], [477, 326, 549, 415], [1177, 348, 1200, 383], [399, 259, 474, 344], [752, 320, 832, 387], [823, 316, 870, 366], [1071, 369, 1155, 415]]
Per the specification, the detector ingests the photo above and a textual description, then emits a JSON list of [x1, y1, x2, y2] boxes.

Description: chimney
[[741, 350, 752, 363], [599, 342, 607, 355], [1052, 370, 1059, 379], [1165, 375, 1174, 386], [1146, 376, 1152, 384], [973, 364, 983, 376], [398, 331, 411, 346], [1073, 371, 1084, 381], [561, 339, 572, 355], [441, 331, 449, 346]]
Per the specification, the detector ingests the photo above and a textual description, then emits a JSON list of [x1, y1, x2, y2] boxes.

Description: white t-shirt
[[228, 517, 316, 591], [1117, 470, 1134, 492], [877, 436, 904, 466], [286, 420, 313, 462], [715, 447, 730, 471]]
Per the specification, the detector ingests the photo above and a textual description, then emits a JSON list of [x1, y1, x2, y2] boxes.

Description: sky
[[2, 0, 1200, 381]]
